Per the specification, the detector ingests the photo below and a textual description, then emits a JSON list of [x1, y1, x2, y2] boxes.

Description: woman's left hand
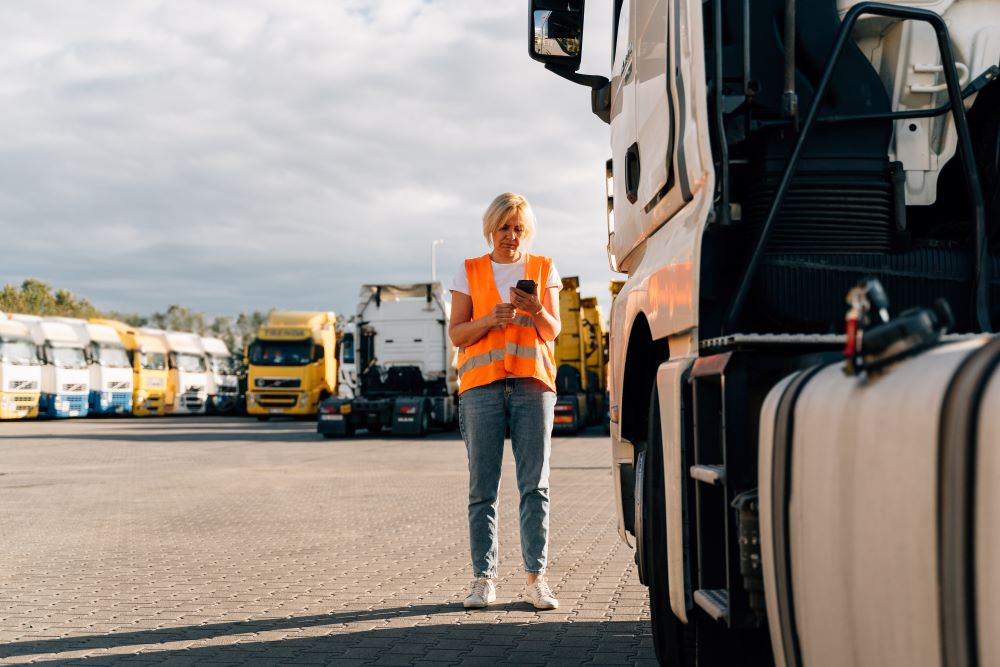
[[510, 287, 543, 316]]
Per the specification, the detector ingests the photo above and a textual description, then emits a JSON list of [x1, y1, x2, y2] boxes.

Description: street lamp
[[431, 239, 445, 283]]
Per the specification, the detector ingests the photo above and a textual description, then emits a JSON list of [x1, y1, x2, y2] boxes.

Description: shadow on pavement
[[1, 604, 652, 665]]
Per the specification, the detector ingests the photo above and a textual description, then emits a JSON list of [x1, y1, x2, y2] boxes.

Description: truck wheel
[[642, 385, 690, 666], [419, 406, 431, 437]]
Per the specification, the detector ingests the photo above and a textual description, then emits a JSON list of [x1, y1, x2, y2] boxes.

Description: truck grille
[[257, 393, 298, 408], [108, 381, 130, 390], [255, 378, 301, 389], [13, 395, 35, 403], [181, 394, 204, 410], [62, 383, 86, 393], [109, 392, 131, 409], [62, 395, 86, 412], [9, 380, 37, 391]]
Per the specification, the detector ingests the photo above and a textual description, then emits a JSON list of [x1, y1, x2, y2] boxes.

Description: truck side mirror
[[529, 1, 585, 70]]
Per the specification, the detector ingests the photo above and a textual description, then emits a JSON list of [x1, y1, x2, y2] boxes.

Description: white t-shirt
[[451, 254, 561, 302]]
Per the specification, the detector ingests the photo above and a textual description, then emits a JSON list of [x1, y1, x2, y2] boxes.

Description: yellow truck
[[245, 311, 337, 419], [91, 318, 168, 416], [553, 277, 607, 433]]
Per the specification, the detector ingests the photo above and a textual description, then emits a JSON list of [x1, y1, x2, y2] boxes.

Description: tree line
[[0, 278, 270, 356]]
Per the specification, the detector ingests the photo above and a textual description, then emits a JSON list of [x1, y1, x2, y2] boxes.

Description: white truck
[[318, 283, 458, 437], [15, 315, 90, 418], [52, 318, 133, 416], [528, 1, 1000, 665], [143, 329, 209, 415], [0, 315, 41, 420], [199, 336, 238, 414]]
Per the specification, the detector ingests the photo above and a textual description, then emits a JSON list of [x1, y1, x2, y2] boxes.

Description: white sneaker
[[524, 576, 559, 610], [463, 577, 496, 608]]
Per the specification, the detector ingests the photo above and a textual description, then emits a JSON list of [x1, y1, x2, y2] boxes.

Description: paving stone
[[0, 417, 652, 666]]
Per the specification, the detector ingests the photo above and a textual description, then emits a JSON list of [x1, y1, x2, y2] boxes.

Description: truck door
[[634, 0, 674, 217], [610, 0, 683, 266], [609, 0, 638, 265]]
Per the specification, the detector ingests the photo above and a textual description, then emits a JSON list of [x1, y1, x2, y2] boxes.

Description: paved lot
[[0, 417, 653, 665]]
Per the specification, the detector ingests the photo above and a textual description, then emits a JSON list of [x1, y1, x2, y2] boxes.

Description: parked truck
[[529, 1, 1000, 664], [0, 315, 41, 420], [144, 329, 208, 415], [246, 311, 337, 419], [199, 336, 238, 414], [553, 276, 607, 432], [91, 318, 168, 416], [52, 318, 133, 415], [318, 283, 457, 438], [15, 315, 90, 418]]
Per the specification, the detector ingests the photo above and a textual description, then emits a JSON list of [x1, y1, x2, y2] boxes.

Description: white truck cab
[[528, 0, 1000, 664], [199, 336, 238, 414], [15, 315, 90, 418], [51, 318, 133, 415], [0, 315, 42, 419], [143, 329, 208, 415]]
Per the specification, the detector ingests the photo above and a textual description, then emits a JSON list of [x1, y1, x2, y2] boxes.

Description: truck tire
[[642, 385, 690, 666], [419, 408, 430, 437]]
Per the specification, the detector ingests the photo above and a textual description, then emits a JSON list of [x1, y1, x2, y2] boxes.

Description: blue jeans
[[459, 377, 556, 578]]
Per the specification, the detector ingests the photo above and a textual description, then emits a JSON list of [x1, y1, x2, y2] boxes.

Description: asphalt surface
[[0, 417, 654, 665]]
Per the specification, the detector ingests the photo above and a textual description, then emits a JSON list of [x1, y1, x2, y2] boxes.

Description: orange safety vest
[[457, 253, 557, 394]]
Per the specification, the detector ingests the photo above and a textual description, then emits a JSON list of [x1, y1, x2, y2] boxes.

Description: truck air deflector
[[937, 335, 1000, 667], [723, 2, 991, 334]]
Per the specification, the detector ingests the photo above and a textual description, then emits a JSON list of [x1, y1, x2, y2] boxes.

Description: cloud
[[0, 1, 621, 318]]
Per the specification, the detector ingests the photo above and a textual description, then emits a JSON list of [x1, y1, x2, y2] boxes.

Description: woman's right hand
[[483, 303, 516, 328]]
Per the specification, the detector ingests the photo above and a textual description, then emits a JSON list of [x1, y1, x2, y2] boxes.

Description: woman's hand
[[485, 302, 517, 328], [509, 287, 542, 315]]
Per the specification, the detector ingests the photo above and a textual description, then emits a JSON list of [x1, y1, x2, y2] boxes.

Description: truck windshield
[[340, 333, 355, 364], [249, 340, 311, 366], [95, 345, 131, 368], [48, 345, 87, 369], [171, 352, 207, 373], [209, 354, 233, 374], [140, 352, 167, 371], [0, 339, 39, 366]]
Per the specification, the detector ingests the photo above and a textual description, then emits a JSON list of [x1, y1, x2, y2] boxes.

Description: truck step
[[690, 464, 726, 486], [694, 588, 730, 623]]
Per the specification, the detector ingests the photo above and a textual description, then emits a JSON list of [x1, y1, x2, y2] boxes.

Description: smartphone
[[515, 279, 537, 294]]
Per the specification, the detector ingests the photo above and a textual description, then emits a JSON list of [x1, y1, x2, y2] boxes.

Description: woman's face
[[491, 215, 528, 259]]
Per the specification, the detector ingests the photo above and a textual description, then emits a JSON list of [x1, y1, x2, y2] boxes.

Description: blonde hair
[[482, 192, 537, 247]]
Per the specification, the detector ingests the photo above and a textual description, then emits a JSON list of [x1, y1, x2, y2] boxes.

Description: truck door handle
[[625, 142, 640, 204]]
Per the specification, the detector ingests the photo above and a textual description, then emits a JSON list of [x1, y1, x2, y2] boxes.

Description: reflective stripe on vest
[[456, 253, 557, 394]]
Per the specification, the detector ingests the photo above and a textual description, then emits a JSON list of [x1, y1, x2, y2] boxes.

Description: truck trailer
[[52, 318, 133, 416], [528, 1, 1000, 665], [0, 315, 41, 420], [15, 315, 90, 418], [91, 318, 168, 416], [246, 311, 337, 419], [318, 283, 457, 438]]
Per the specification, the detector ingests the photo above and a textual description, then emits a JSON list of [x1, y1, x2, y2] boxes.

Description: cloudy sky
[[0, 1, 617, 319]]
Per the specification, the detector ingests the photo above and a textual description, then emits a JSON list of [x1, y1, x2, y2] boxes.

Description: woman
[[449, 192, 562, 610]]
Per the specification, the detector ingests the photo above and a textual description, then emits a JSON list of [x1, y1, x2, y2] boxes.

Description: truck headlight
[[300, 393, 309, 406], [100, 392, 111, 406]]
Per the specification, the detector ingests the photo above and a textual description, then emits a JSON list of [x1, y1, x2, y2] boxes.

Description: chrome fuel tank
[[759, 336, 1000, 667]]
